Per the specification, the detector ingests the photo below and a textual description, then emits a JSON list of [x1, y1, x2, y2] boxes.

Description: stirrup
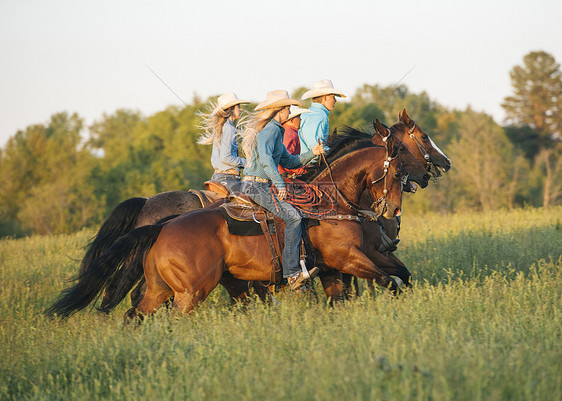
[[300, 259, 313, 278]]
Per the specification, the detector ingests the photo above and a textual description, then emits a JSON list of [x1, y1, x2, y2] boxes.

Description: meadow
[[1, 207, 561, 401]]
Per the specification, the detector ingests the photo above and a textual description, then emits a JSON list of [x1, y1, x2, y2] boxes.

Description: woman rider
[[198, 92, 249, 193], [241, 90, 325, 291]]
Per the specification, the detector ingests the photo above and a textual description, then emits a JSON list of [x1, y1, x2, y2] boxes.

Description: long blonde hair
[[197, 102, 236, 145], [240, 107, 284, 167]]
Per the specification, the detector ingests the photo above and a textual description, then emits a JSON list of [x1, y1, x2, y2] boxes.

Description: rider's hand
[[312, 143, 325, 155], [277, 188, 287, 200]]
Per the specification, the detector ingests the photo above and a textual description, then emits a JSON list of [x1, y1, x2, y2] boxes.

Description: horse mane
[[388, 120, 408, 135], [298, 126, 379, 182]]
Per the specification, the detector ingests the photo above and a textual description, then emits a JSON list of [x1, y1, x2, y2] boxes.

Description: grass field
[[1, 207, 561, 401]]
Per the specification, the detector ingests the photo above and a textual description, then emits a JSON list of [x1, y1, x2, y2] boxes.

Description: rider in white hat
[[197, 92, 249, 192], [240, 90, 325, 291], [299, 79, 346, 153]]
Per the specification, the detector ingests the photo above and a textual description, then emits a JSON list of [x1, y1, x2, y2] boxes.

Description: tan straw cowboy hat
[[283, 105, 311, 123], [301, 79, 346, 100], [216, 92, 249, 110], [255, 90, 302, 111]]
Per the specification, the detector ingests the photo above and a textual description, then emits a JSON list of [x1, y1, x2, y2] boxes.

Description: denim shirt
[[210, 120, 246, 171], [298, 103, 330, 153], [244, 119, 314, 190]]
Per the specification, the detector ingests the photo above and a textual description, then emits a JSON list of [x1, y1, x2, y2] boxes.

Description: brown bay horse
[[47, 132, 416, 319]]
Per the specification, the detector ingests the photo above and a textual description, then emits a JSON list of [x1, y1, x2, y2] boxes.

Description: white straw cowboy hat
[[283, 105, 311, 123], [301, 79, 346, 100], [255, 90, 302, 111], [216, 92, 249, 111]]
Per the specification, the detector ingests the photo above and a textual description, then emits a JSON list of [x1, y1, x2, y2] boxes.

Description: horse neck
[[312, 147, 385, 210]]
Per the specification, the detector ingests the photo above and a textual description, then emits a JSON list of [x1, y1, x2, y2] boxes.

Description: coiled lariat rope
[[270, 178, 336, 217]]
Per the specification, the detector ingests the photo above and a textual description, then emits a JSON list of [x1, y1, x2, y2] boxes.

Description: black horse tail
[[98, 214, 181, 313], [97, 255, 146, 314], [79, 197, 148, 276], [46, 224, 163, 318]]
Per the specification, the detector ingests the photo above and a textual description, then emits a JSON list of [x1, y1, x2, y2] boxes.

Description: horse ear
[[373, 119, 389, 136], [399, 108, 411, 124]]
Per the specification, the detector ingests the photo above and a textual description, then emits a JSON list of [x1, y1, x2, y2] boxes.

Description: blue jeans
[[211, 173, 241, 193], [242, 181, 302, 277]]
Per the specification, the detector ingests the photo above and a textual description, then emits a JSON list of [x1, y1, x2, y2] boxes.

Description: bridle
[[404, 121, 442, 181], [368, 134, 405, 217]]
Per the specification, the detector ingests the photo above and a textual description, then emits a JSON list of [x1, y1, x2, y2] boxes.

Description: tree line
[[1, 51, 561, 237]]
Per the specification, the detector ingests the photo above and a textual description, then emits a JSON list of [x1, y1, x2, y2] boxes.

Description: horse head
[[373, 119, 430, 190], [393, 108, 451, 179]]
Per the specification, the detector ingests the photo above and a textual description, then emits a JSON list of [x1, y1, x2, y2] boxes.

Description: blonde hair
[[197, 102, 236, 145], [240, 106, 285, 167]]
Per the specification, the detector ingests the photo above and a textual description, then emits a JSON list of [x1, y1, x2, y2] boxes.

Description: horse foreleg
[[368, 251, 412, 288], [219, 273, 269, 303], [340, 273, 360, 299], [338, 246, 400, 296], [318, 269, 345, 305], [385, 253, 412, 286]]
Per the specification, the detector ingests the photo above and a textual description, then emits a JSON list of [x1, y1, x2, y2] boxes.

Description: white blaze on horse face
[[429, 137, 449, 159]]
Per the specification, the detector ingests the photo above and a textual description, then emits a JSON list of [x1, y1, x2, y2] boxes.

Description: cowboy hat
[[216, 92, 249, 110], [283, 105, 311, 123], [255, 90, 302, 111], [301, 79, 346, 100]]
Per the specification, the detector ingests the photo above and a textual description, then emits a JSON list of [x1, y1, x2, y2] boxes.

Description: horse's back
[[135, 190, 202, 227], [152, 208, 227, 255]]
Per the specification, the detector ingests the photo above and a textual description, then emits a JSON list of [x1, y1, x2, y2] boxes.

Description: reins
[[270, 178, 336, 217], [269, 136, 401, 221]]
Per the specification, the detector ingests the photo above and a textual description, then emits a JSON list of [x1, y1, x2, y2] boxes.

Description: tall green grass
[[1, 207, 561, 401]]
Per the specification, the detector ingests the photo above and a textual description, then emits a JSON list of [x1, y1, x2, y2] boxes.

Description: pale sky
[[1, 0, 561, 147]]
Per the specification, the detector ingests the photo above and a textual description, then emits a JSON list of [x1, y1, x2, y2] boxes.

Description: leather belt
[[214, 168, 240, 176], [242, 175, 270, 184]]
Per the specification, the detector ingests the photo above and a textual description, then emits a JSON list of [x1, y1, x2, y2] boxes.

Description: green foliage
[[1, 208, 561, 400], [445, 108, 528, 211], [501, 51, 562, 207], [0, 113, 104, 235], [502, 51, 562, 138]]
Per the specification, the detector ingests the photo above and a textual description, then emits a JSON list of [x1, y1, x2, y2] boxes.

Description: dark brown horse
[[312, 109, 452, 301], [47, 132, 417, 319]]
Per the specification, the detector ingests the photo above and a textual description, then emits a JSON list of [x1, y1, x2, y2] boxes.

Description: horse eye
[[400, 145, 406, 151], [422, 134, 428, 140], [395, 172, 401, 178]]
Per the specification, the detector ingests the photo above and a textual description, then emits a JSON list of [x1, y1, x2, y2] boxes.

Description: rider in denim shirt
[[240, 90, 325, 291], [198, 92, 249, 193]]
